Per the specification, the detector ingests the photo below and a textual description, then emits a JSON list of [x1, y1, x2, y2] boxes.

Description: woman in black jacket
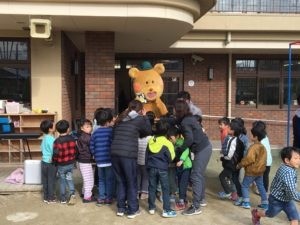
[[111, 100, 152, 219], [174, 100, 212, 216]]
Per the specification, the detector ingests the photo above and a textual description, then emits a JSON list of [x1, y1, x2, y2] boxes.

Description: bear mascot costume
[[129, 61, 168, 117]]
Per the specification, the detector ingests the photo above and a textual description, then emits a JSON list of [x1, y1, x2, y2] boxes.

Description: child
[[252, 120, 272, 193], [236, 125, 268, 209], [76, 119, 94, 203], [137, 111, 155, 200], [40, 119, 56, 204], [90, 108, 114, 206], [146, 120, 177, 218], [252, 146, 300, 225], [218, 117, 231, 153], [218, 120, 244, 200], [167, 126, 192, 211], [52, 120, 77, 205]]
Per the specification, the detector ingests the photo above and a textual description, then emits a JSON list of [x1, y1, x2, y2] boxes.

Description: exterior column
[[85, 31, 115, 120]]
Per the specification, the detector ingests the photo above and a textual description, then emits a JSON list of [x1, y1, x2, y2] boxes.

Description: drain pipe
[[228, 53, 232, 118]]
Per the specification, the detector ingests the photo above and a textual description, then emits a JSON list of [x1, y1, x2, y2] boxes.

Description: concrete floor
[[0, 148, 296, 225]]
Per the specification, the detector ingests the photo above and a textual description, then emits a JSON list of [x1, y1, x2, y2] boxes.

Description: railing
[[211, 0, 300, 13]]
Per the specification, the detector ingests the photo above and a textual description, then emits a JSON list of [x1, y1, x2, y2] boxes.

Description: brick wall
[[183, 53, 291, 146], [85, 32, 115, 120], [61, 32, 82, 126]]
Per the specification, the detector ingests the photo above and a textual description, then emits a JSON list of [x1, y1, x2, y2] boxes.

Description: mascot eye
[[146, 81, 149, 84], [152, 80, 154, 84]]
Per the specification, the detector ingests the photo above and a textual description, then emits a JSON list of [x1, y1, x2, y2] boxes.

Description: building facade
[[0, 0, 299, 146]]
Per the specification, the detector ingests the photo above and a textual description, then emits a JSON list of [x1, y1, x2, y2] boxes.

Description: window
[[235, 59, 298, 108], [0, 39, 30, 105]]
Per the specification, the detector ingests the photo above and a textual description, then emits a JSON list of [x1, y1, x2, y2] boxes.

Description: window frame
[[0, 38, 31, 105], [235, 58, 300, 109]]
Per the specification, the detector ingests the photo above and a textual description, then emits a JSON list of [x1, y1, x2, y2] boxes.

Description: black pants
[[41, 161, 57, 201], [263, 166, 271, 192], [219, 168, 235, 194]]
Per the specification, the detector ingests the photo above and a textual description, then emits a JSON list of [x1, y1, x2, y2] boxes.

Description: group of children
[[40, 100, 196, 219], [218, 117, 300, 225], [40, 91, 300, 224]]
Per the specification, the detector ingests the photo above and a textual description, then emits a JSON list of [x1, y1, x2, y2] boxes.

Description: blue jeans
[[241, 175, 268, 204], [266, 195, 299, 221], [57, 164, 75, 201], [97, 166, 114, 200], [148, 167, 171, 211]]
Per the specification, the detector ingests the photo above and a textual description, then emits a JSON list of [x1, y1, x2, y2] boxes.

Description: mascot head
[[129, 61, 165, 103]]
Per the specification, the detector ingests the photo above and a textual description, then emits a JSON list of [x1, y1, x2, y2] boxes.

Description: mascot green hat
[[139, 61, 153, 70]]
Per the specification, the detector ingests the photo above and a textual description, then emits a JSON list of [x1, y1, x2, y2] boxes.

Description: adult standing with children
[[174, 99, 212, 216], [111, 100, 152, 219]]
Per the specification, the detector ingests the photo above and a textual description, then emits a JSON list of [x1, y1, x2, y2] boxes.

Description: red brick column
[[85, 32, 115, 120]]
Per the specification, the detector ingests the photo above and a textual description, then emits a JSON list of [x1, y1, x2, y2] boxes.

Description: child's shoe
[[218, 191, 232, 200], [230, 192, 238, 201], [149, 209, 155, 215], [234, 197, 243, 206], [200, 199, 207, 207], [174, 200, 186, 211], [257, 203, 268, 210], [105, 198, 113, 205], [241, 201, 251, 209], [96, 199, 105, 207], [169, 194, 176, 203], [82, 197, 96, 203], [251, 208, 261, 225], [127, 210, 141, 219], [162, 210, 177, 218], [47, 199, 56, 204], [68, 195, 76, 205], [140, 193, 148, 200]]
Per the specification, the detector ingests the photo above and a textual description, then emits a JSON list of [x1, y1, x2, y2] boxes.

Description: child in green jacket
[[168, 126, 192, 211]]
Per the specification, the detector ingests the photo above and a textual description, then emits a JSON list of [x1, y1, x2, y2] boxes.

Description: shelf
[[0, 113, 57, 163]]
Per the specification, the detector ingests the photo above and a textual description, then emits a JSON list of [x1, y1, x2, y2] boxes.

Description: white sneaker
[[117, 211, 124, 217], [149, 209, 155, 215], [127, 210, 141, 219]]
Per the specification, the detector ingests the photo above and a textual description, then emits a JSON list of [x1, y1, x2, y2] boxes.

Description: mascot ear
[[153, 63, 165, 75], [129, 68, 139, 79]]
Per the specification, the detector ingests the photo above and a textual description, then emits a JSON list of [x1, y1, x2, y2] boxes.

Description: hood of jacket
[[123, 110, 140, 122]]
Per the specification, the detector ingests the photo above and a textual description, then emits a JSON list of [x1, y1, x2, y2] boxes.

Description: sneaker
[[127, 210, 141, 219], [241, 202, 251, 209], [230, 192, 238, 201], [47, 199, 56, 204], [43, 199, 48, 203], [117, 211, 124, 217], [82, 197, 96, 203], [60, 200, 67, 204], [68, 195, 76, 205], [234, 197, 243, 206], [170, 195, 176, 203], [174, 202, 186, 211], [96, 199, 105, 207], [218, 191, 232, 200], [149, 209, 155, 215], [162, 210, 177, 218], [200, 199, 207, 207], [251, 209, 261, 225], [105, 199, 113, 205], [140, 193, 148, 200], [257, 204, 268, 210], [182, 205, 202, 216]]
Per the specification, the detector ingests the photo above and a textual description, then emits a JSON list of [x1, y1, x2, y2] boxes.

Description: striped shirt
[[270, 163, 300, 202]]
